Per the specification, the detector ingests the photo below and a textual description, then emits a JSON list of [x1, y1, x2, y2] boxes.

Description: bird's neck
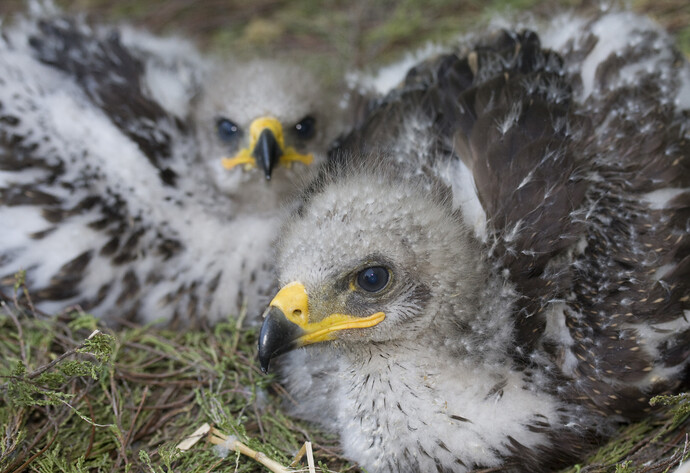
[[333, 330, 572, 472], [435, 269, 519, 363]]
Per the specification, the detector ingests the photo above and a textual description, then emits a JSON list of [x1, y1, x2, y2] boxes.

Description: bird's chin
[[207, 166, 301, 210]]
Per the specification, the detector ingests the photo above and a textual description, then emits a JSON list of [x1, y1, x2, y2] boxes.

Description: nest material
[[0, 279, 688, 473], [0, 281, 349, 472]]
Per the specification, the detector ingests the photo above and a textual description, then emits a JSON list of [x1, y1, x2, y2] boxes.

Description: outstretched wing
[[335, 19, 690, 414], [0, 16, 238, 324], [444, 31, 589, 350], [450, 22, 690, 410], [335, 31, 589, 348], [28, 17, 197, 185]]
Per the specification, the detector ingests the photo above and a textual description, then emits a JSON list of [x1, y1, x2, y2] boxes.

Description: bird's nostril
[[293, 310, 302, 317]]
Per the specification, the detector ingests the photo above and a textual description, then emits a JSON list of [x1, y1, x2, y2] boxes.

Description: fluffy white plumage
[[0, 12, 344, 324], [258, 10, 690, 472]]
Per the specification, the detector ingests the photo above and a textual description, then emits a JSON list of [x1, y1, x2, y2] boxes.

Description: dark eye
[[294, 116, 316, 140], [356, 267, 390, 293], [216, 118, 241, 142]]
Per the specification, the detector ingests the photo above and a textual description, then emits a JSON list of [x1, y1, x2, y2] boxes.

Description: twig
[[3, 300, 28, 370], [56, 398, 115, 428], [132, 385, 179, 442], [289, 442, 308, 467], [7, 427, 59, 473], [122, 385, 149, 449], [2, 391, 81, 473], [246, 368, 266, 441], [109, 366, 128, 470], [115, 365, 196, 380], [0, 409, 27, 473], [679, 433, 688, 471], [207, 427, 291, 473], [114, 375, 205, 387], [136, 354, 167, 369], [177, 423, 211, 451], [289, 441, 316, 473], [252, 399, 266, 442], [129, 390, 195, 411], [231, 299, 248, 352], [84, 396, 96, 459], [202, 456, 227, 473], [143, 405, 193, 435], [305, 442, 316, 473], [25, 330, 102, 380], [19, 279, 37, 317]]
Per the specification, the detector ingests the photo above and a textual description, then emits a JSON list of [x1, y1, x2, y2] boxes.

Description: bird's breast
[[331, 345, 567, 472]]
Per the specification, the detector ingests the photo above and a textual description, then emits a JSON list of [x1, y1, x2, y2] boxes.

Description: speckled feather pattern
[[0, 12, 342, 324], [273, 10, 690, 472]]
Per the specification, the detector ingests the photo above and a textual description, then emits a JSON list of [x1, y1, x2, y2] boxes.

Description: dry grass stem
[[208, 427, 291, 473]]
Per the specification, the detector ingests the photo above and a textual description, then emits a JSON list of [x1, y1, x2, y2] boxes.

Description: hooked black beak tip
[[258, 306, 305, 374]]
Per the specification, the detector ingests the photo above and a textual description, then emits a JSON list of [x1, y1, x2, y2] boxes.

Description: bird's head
[[258, 166, 484, 372], [195, 60, 340, 200]]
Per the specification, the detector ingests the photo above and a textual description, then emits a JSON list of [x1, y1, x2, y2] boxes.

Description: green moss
[[615, 460, 634, 473], [0, 301, 343, 472], [12, 269, 26, 292], [2, 299, 687, 473], [78, 333, 115, 363], [59, 360, 100, 379], [650, 393, 690, 425]]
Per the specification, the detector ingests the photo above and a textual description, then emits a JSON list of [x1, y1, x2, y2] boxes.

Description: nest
[[0, 277, 688, 473]]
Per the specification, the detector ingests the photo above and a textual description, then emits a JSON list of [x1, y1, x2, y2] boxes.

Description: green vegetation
[[0, 281, 348, 472], [1, 278, 688, 472]]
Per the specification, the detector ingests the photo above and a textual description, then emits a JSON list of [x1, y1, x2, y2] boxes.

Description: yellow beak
[[258, 281, 385, 373], [221, 117, 314, 179]]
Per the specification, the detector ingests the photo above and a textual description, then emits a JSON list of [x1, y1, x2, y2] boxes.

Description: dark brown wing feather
[[29, 18, 188, 185], [335, 26, 690, 420], [455, 29, 690, 413]]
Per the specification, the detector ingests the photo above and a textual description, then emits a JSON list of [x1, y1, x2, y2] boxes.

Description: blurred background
[[1, 0, 688, 87]]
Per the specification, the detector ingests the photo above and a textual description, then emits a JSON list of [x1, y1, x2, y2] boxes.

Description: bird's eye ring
[[356, 267, 390, 293], [294, 116, 316, 140], [216, 118, 241, 142]]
